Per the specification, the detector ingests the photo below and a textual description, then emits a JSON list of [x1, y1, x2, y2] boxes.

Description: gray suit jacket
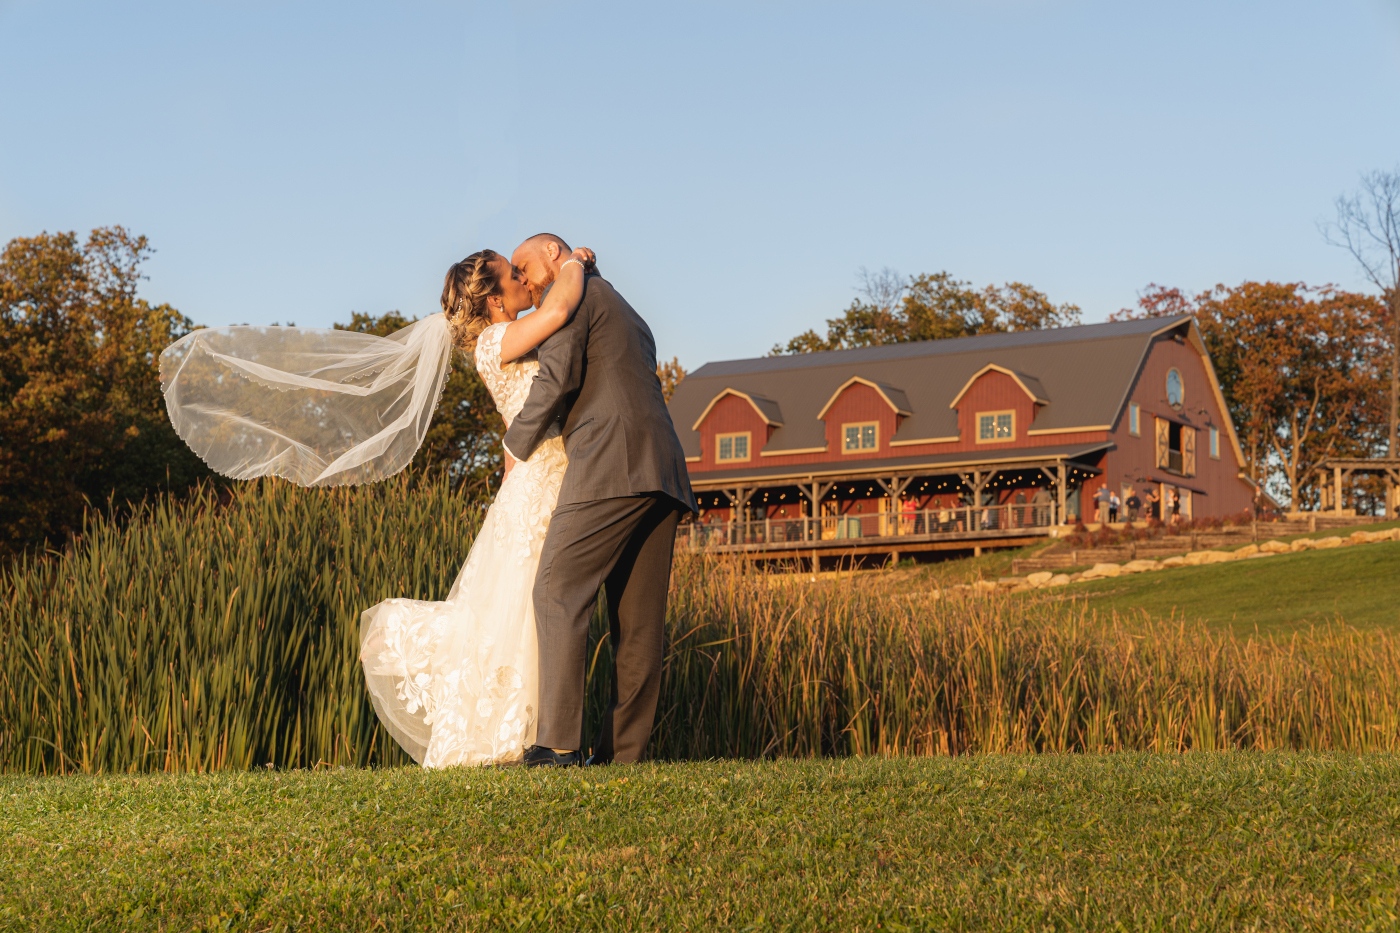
[[503, 274, 697, 512]]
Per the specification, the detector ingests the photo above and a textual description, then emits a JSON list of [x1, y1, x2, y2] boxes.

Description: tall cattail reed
[[2, 478, 1397, 775], [0, 475, 482, 774]]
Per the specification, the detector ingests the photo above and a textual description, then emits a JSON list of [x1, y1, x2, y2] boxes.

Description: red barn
[[665, 315, 1256, 562]]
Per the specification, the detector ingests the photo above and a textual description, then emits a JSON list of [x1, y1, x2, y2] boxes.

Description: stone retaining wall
[[941, 526, 1400, 599]]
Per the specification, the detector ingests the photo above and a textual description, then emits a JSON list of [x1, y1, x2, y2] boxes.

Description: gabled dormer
[[816, 376, 912, 458], [690, 388, 783, 466], [948, 364, 1047, 446]]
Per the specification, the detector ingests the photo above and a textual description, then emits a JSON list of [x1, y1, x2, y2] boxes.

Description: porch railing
[[678, 503, 1057, 551]]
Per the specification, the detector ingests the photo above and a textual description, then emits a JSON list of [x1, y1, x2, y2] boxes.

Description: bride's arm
[[499, 247, 595, 363]]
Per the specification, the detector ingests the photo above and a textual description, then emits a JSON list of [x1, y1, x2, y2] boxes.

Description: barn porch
[[677, 444, 1106, 564]]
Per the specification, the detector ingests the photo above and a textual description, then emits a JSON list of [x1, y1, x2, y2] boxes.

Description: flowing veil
[[159, 313, 454, 487]]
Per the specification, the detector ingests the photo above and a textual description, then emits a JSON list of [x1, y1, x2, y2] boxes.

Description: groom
[[503, 234, 697, 767]]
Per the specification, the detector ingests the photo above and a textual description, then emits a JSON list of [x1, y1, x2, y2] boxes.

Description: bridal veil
[[159, 313, 454, 486]]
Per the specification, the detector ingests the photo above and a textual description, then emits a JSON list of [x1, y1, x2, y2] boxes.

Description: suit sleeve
[[501, 295, 591, 462]]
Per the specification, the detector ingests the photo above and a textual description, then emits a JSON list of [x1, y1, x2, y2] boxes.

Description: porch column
[[1057, 462, 1067, 525], [800, 479, 834, 541], [799, 479, 825, 515], [875, 475, 913, 499], [1334, 464, 1344, 516], [1038, 465, 1065, 526], [959, 470, 990, 504], [875, 475, 914, 538]]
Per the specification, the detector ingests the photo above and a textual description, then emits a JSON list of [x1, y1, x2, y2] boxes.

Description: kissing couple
[[160, 234, 696, 768]]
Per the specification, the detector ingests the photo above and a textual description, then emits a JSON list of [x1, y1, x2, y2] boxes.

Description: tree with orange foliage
[[0, 228, 212, 557], [656, 356, 686, 402], [1116, 283, 1386, 510]]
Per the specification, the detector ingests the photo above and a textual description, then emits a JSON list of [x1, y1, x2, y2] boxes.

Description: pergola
[[1317, 458, 1400, 517]]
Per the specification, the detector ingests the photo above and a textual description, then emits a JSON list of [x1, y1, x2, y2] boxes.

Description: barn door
[[1182, 427, 1197, 477], [1155, 417, 1171, 469]]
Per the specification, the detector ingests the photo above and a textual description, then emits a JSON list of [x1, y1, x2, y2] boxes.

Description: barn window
[[1210, 426, 1220, 460], [1155, 418, 1196, 477], [1166, 369, 1184, 409], [1129, 402, 1141, 437], [716, 432, 750, 463], [842, 422, 878, 453], [977, 411, 1015, 443]]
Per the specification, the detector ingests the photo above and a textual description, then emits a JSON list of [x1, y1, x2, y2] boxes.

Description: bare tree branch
[[1323, 168, 1400, 466]]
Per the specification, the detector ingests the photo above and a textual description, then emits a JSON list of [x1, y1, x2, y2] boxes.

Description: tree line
[[0, 229, 696, 561], [0, 229, 505, 561], [2, 170, 1394, 558], [769, 170, 1398, 514]]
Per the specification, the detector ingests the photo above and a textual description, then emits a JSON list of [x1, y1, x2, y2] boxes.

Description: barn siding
[[1083, 335, 1253, 517]]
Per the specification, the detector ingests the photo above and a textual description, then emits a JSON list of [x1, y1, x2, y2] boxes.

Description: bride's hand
[[570, 247, 596, 273]]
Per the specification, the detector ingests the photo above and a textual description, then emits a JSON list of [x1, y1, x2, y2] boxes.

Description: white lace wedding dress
[[359, 321, 567, 767]]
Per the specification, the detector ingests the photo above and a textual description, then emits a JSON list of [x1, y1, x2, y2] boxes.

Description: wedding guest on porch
[[1094, 485, 1112, 524], [1032, 486, 1052, 525], [1125, 487, 1141, 522]]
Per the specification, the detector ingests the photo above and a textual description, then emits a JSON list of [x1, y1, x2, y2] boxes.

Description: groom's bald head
[[519, 233, 570, 256], [512, 233, 572, 308]]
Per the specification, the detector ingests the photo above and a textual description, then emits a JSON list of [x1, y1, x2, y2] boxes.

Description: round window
[[1166, 368, 1184, 409]]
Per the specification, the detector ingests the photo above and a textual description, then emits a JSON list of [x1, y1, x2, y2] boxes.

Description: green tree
[[772, 270, 1080, 354], [0, 228, 214, 559], [336, 311, 504, 494]]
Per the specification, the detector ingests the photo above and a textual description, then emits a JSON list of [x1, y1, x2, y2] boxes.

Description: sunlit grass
[[4, 755, 1398, 930], [1069, 540, 1400, 634]]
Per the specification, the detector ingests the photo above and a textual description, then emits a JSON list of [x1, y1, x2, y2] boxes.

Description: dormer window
[[842, 422, 878, 453], [977, 411, 1015, 443], [716, 431, 750, 463]]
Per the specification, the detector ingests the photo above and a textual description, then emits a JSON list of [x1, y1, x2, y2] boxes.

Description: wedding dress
[[359, 321, 567, 767]]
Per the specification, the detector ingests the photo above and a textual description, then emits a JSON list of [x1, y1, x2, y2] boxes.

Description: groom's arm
[[502, 297, 592, 463]]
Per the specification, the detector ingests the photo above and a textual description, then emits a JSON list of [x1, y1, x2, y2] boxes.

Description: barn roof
[[667, 315, 1193, 458]]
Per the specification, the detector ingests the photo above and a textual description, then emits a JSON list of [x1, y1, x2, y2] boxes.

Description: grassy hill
[[1070, 539, 1400, 635], [4, 755, 1398, 931]]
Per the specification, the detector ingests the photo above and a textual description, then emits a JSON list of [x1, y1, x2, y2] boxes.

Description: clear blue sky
[[2, 1, 1398, 369]]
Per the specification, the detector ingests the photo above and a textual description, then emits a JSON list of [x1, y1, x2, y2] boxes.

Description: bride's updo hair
[[441, 249, 502, 356]]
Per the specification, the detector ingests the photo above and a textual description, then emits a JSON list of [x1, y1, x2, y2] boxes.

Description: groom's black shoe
[[523, 746, 581, 768]]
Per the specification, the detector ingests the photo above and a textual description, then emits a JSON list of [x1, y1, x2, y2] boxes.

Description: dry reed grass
[[653, 559, 1400, 758], [3, 477, 1397, 774]]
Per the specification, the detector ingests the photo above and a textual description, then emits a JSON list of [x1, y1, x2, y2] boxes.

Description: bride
[[359, 246, 593, 767], [159, 244, 596, 767]]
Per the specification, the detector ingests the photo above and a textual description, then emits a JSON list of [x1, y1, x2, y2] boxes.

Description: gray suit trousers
[[533, 494, 682, 762]]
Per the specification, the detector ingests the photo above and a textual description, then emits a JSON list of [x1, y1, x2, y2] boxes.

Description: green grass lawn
[[1070, 539, 1400, 635], [3, 755, 1399, 931]]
